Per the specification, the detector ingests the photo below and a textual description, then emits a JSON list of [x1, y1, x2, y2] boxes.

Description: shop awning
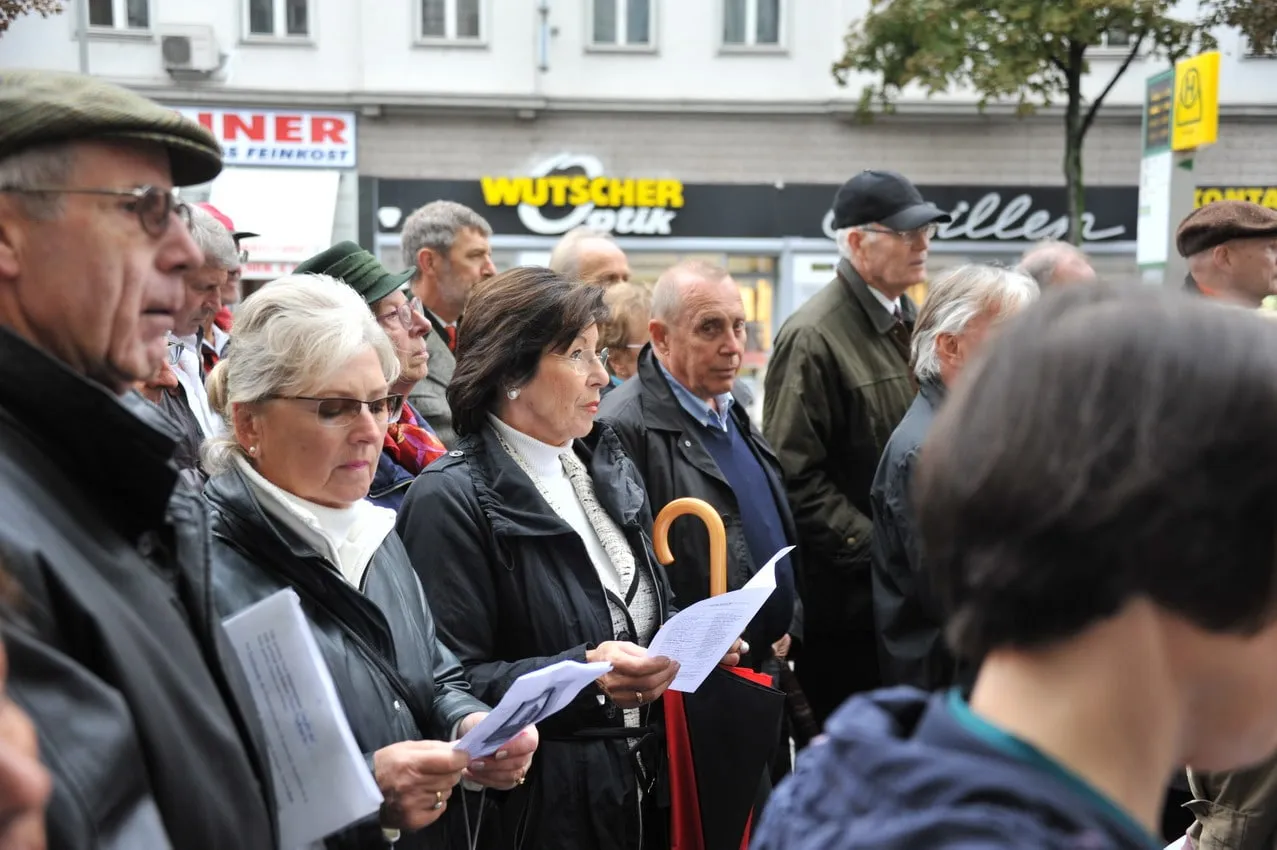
[[207, 167, 341, 279]]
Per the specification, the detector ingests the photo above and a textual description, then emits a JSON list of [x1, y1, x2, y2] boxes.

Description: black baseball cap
[[831, 169, 951, 231]]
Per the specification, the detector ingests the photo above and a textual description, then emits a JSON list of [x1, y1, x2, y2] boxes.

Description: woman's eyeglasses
[[0, 185, 191, 237], [271, 394, 405, 427], [375, 297, 427, 334], [551, 349, 609, 375]]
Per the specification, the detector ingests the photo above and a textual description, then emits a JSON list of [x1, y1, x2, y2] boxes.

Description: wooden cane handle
[[653, 498, 728, 598]]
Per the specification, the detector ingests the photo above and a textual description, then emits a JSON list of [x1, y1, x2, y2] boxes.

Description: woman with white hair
[[869, 263, 1038, 692], [202, 274, 538, 849]]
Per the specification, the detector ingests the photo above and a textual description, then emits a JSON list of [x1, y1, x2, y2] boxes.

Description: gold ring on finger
[[635, 691, 644, 705], [433, 790, 444, 810]]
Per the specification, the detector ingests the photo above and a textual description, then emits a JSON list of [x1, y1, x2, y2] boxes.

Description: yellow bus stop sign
[[1172, 51, 1220, 151]]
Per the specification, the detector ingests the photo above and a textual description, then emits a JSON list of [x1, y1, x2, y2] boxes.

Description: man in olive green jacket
[[763, 170, 950, 725]]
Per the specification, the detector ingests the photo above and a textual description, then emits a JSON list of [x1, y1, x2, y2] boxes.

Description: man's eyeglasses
[[375, 296, 427, 334], [271, 394, 405, 428], [166, 339, 185, 366], [551, 349, 609, 375], [0, 185, 191, 237], [863, 223, 939, 246]]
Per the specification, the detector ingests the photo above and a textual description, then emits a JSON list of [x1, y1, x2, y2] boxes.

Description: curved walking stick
[[654, 497, 727, 598]]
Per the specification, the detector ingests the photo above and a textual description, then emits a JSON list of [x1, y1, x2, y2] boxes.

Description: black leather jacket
[[205, 465, 489, 850], [0, 328, 276, 850]]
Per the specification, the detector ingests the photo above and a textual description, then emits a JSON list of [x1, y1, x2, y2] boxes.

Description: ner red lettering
[[312, 117, 346, 144], [223, 113, 266, 142], [275, 115, 303, 143]]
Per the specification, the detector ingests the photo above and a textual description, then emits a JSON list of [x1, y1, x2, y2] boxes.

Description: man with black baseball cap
[[0, 70, 275, 848], [763, 169, 950, 725], [1177, 200, 1277, 308]]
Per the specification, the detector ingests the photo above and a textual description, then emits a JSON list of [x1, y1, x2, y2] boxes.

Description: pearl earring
[[248, 445, 258, 455], [507, 388, 520, 400]]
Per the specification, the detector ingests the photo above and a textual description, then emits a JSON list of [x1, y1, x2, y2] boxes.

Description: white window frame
[[1088, 27, 1147, 58], [243, 0, 312, 42], [587, 0, 657, 53], [416, 0, 487, 47], [87, 0, 151, 34], [720, 0, 786, 53], [1244, 37, 1276, 58]]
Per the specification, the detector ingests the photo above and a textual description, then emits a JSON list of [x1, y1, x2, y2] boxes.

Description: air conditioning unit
[[160, 24, 221, 73]]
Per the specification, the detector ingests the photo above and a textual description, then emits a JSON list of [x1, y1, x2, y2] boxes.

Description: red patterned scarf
[[383, 404, 447, 475]]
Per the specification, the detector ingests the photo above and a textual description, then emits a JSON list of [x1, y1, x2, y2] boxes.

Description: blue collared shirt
[[656, 358, 734, 432]]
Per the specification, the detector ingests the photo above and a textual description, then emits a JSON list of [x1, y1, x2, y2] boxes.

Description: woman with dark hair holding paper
[[201, 274, 537, 849], [398, 267, 745, 850]]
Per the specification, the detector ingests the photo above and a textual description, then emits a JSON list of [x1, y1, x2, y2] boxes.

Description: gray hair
[[835, 225, 881, 261], [911, 264, 1039, 383], [202, 273, 400, 474], [548, 226, 617, 279], [651, 259, 731, 323], [400, 200, 493, 273], [1017, 240, 1090, 288], [188, 205, 240, 270], [0, 143, 76, 219]]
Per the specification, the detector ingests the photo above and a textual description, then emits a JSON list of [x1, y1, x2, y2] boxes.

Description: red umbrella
[[654, 499, 787, 850]]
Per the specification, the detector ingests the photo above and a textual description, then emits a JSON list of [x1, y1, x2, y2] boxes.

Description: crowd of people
[[4, 66, 1277, 850]]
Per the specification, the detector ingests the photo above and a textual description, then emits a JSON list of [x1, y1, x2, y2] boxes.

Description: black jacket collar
[[838, 258, 918, 336], [455, 422, 648, 539], [632, 346, 762, 438], [0, 328, 179, 540]]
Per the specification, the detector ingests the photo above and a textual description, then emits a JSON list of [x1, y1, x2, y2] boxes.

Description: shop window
[[420, 0, 483, 43], [88, 0, 149, 31], [722, 0, 782, 48], [1090, 27, 1147, 56], [591, 0, 653, 49], [246, 0, 309, 38]]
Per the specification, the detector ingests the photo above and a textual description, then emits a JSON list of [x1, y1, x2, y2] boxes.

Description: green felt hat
[[0, 69, 223, 186], [293, 241, 414, 306]]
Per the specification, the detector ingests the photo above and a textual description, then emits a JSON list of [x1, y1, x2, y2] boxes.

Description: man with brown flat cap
[[1177, 200, 1277, 308], [0, 70, 275, 848]]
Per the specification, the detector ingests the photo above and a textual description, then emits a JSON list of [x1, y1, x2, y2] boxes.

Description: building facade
[[4, 0, 1276, 373]]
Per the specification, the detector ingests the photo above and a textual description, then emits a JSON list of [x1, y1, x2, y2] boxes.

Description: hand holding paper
[[453, 659, 612, 759], [646, 546, 795, 693]]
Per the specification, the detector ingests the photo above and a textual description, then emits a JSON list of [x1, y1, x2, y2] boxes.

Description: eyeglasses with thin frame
[[862, 223, 939, 246], [0, 185, 192, 237], [270, 394, 405, 428], [550, 348, 609, 375], [375, 296, 428, 334], [166, 339, 185, 366]]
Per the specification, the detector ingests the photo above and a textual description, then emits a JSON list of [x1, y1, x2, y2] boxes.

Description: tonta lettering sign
[[479, 154, 685, 236], [1195, 186, 1277, 209], [172, 107, 358, 168]]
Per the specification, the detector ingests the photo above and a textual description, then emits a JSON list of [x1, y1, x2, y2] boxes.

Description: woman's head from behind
[[916, 283, 1277, 771], [205, 274, 401, 508], [598, 282, 653, 382], [448, 267, 610, 445]]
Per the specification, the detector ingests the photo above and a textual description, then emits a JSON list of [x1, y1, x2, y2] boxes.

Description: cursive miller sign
[[821, 187, 1132, 244]]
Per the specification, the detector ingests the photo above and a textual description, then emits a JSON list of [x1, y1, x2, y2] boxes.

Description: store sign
[[369, 176, 1138, 244], [479, 154, 685, 235], [817, 187, 1132, 243], [1195, 186, 1277, 208], [172, 107, 357, 168]]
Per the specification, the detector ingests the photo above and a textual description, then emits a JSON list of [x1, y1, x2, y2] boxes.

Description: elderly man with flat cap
[[1178, 200, 1277, 308], [0, 70, 275, 848], [763, 169, 950, 726]]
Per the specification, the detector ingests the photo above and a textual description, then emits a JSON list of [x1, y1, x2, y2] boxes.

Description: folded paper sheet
[[646, 545, 795, 693], [223, 589, 383, 850]]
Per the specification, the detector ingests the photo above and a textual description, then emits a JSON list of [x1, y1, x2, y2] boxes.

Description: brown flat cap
[[1176, 200, 1277, 258], [0, 69, 222, 187]]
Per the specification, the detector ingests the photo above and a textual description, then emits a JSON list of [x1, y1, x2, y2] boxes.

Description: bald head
[[549, 226, 631, 287], [1016, 241, 1096, 288]]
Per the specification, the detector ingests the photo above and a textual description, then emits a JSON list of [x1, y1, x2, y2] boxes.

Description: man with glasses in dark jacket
[[0, 70, 276, 849]]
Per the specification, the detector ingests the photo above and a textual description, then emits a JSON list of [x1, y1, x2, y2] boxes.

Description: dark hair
[[448, 266, 609, 437], [915, 283, 1277, 660]]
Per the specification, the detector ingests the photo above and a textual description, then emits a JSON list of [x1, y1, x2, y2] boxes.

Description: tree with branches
[[832, 0, 1276, 244], [0, 0, 63, 35]]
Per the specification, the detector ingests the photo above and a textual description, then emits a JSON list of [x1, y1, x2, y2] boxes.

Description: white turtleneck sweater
[[234, 455, 397, 589], [488, 415, 624, 596]]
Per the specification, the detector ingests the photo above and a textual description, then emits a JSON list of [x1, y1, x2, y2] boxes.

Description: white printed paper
[[222, 589, 383, 850], [646, 545, 794, 693], [453, 659, 613, 758]]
